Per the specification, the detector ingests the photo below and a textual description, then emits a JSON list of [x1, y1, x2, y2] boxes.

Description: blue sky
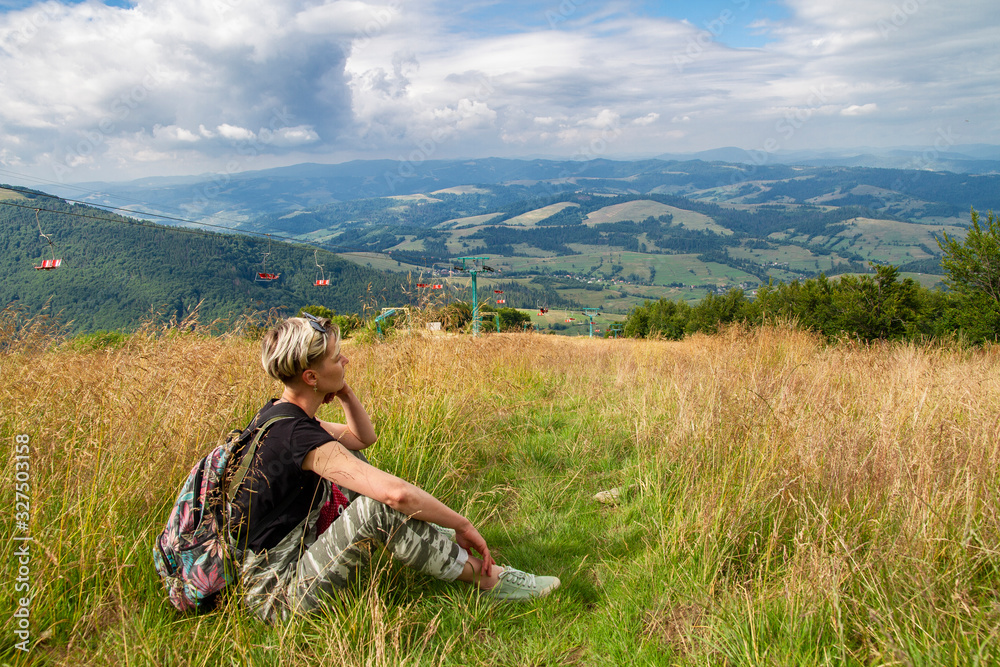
[[414, 1, 789, 47], [0, 0, 997, 182]]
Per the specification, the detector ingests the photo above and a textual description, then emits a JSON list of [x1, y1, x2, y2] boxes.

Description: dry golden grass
[[1, 313, 998, 664]]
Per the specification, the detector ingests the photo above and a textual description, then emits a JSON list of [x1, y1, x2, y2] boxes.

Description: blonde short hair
[[260, 316, 341, 383]]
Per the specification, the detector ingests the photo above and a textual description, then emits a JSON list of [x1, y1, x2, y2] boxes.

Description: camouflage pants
[[238, 482, 468, 623]]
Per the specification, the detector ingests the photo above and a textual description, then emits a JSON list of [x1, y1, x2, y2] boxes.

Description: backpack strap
[[226, 415, 291, 504], [228, 400, 328, 551], [226, 401, 305, 505]]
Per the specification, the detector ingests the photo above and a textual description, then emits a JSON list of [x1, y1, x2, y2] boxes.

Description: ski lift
[[33, 209, 62, 270], [313, 249, 329, 286], [255, 234, 280, 282]]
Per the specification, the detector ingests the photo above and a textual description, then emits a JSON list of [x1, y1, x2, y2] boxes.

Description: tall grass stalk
[[1, 316, 998, 665]]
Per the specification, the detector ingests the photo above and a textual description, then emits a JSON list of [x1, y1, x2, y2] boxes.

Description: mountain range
[[6, 154, 999, 333]]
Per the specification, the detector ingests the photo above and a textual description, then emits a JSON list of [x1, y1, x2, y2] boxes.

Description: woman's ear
[[302, 368, 317, 387]]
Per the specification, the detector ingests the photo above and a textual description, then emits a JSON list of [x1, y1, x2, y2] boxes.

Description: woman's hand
[[321, 381, 353, 404], [318, 382, 377, 449], [456, 523, 494, 577]]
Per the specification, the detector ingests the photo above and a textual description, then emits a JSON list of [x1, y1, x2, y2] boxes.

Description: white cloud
[[0, 0, 996, 180], [264, 125, 321, 146], [153, 125, 201, 143], [217, 124, 256, 141], [578, 110, 621, 130], [841, 104, 878, 116]]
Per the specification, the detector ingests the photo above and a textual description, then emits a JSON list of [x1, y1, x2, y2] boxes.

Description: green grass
[[6, 311, 997, 665], [505, 203, 580, 228], [584, 201, 731, 235], [728, 245, 852, 274], [0, 188, 27, 201], [337, 252, 425, 273], [826, 218, 966, 265]]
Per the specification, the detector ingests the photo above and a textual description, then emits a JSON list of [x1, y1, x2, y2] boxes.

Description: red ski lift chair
[[314, 249, 329, 286], [33, 210, 62, 271]]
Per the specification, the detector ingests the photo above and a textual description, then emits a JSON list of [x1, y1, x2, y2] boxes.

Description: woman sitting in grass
[[231, 313, 559, 622]]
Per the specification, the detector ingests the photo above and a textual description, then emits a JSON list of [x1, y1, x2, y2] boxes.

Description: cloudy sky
[[0, 0, 997, 183]]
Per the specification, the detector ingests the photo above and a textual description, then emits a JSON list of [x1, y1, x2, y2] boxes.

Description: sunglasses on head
[[302, 312, 327, 335]]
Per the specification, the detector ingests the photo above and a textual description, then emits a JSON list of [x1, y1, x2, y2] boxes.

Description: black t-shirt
[[230, 400, 336, 551]]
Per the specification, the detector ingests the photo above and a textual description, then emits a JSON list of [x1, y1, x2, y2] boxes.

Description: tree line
[[622, 209, 1000, 345], [0, 192, 413, 332]]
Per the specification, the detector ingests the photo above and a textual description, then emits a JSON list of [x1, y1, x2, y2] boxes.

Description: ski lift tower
[[453, 256, 494, 337], [583, 308, 600, 338]]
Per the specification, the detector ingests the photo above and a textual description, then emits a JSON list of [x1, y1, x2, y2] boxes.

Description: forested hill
[[0, 187, 410, 332]]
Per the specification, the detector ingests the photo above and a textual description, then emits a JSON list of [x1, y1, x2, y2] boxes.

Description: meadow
[[1, 309, 999, 665]]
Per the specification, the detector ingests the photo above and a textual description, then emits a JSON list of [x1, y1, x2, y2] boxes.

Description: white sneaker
[[483, 566, 560, 601]]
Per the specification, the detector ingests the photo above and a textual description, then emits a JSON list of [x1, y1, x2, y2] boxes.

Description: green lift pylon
[[374, 307, 410, 337], [453, 256, 493, 337], [583, 308, 600, 338]]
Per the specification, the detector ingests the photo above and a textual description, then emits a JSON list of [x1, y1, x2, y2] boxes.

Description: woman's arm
[[319, 383, 377, 450], [302, 440, 494, 575]]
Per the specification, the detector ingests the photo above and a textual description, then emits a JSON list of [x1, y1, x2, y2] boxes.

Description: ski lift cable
[[2, 177, 550, 277], [0, 198, 394, 265], [1, 184, 261, 234], [1, 188, 374, 259], [4, 185, 584, 276], [0, 168, 262, 232], [0, 185, 465, 273], [2, 179, 617, 276]]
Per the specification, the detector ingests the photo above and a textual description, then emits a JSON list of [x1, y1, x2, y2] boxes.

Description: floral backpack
[[152, 403, 301, 612]]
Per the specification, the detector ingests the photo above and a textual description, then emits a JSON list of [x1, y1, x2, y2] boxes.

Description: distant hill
[[21, 156, 999, 320], [656, 145, 1000, 174], [0, 187, 411, 332], [43, 156, 1000, 225]]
